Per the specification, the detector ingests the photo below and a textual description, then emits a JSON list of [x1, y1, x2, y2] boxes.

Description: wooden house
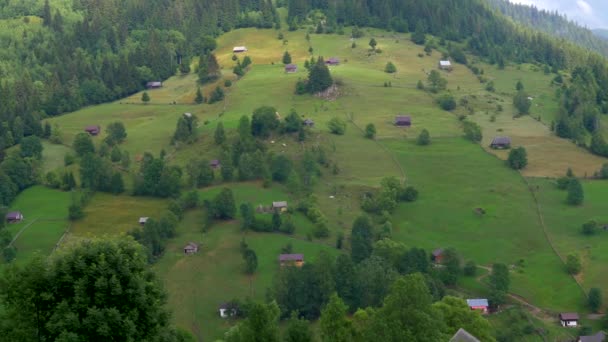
[[431, 248, 444, 263], [272, 201, 288, 212], [279, 254, 304, 267], [303, 118, 315, 127], [439, 60, 453, 71], [233, 46, 247, 53], [490, 136, 511, 149], [210, 160, 221, 169], [466, 299, 489, 314], [146, 81, 163, 89], [218, 302, 238, 318], [285, 64, 297, 73], [394, 115, 412, 127], [325, 57, 340, 66], [449, 328, 480, 342], [139, 217, 149, 225], [84, 125, 101, 136], [578, 331, 606, 342], [559, 313, 579, 327], [184, 242, 199, 255], [5, 211, 23, 223]]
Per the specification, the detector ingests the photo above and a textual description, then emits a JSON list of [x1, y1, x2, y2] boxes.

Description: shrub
[[463, 261, 477, 276], [224, 79, 232, 87], [581, 220, 598, 235], [327, 117, 347, 135], [416, 129, 431, 145], [463, 121, 482, 142], [565, 254, 582, 275], [566, 178, 584, 206], [364, 123, 376, 139], [507, 147, 528, 170], [437, 94, 456, 111], [384, 62, 397, 73]]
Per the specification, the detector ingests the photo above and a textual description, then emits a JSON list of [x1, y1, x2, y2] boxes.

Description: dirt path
[[8, 218, 39, 247]]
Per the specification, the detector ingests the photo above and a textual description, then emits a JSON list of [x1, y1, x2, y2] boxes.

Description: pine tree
[[214, 122, 226, 145], [141, 91, 150, 104], [194, 86, 204, 104], [282, 51, 292, 64], [369, 38, 377, 50], [308, 57, 333, 93]]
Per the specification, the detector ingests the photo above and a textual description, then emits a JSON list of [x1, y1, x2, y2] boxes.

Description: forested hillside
[[487, 0, 608, 57]]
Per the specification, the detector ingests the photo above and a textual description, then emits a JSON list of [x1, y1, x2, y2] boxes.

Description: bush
[[327, 117, 346, 135], [401, 186, 419, 202], [416, 129, 431, 145], [581, 220, 598, 235], [565, 254, 582, 275], [463, 121, 482, 142], [224, 79, 232, 87], [463, 261, 477, 276], [507, 147, 528, 170], [437, 94, 456, 111], [68, 204, 84, 220], [364, 123, 376, 139], [384, 62, 397, 73], [566, 178, 584, 206]]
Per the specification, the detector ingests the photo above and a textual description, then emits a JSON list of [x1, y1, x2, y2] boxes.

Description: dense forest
[[487, 0, 608, 57]]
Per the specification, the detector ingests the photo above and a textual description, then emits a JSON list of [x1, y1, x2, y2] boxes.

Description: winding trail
[[8, 218, 38, 247]]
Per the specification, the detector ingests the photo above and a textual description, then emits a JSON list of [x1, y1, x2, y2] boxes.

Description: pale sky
[[509, 0, 608, 29]]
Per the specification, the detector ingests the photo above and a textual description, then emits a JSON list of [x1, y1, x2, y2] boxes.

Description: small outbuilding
[[183, 112, 192, 118], [184, 242, 199, 255], [439, 60, 453, 71], [449, 328, 480, 342], [578, 331, 606, 342], [272, 201, 288, 212], [139, 217, 149, 225], [466, 299, 489, 314], [146, 81, 163, 89], [285, 64, 297, 73], [559, 313, 579, 327], [279, 254, 304, 267], [303, 118, 315, 127], [490, 136, 511, 149], [210, 160, 221, 169], [325, 57, 340, 66], [431, 248, 444, 263], [394, 115, 412, 127], [233, 46, 247, 53], [5, 211, 23, 223], [84, 125, 101, 136], [219, 302, 239, 318]]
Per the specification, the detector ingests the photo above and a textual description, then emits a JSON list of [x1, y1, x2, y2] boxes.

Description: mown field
[[8, 21, 608, 340]]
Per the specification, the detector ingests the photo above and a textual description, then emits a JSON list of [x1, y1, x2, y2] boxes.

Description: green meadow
[[8, 22, 608, 339]]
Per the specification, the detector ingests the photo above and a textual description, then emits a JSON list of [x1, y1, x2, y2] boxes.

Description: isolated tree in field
[[141, 91, 150, 104], [369, 38, 377, 51], [588, 288, 602, 312], [507, 147, 527, 170], [308, 57, 333, 93], [320, 293, 352, 342], [438, 94, 456, 111], [384, 61, 397, 73], [463, 121, 482, 143], [105, 121, 127, 145], [364, 123, 376, 139], [513, 91, 532, 115], [417, 129, 431, 145], [566, 178, 584, 205], [0, 238, 176, 341], [212, 188, 236, 219], [284, 312, 313, 342], [351, 215, 373, 263], [516, 80, 524, 91], [243, 248, 258, 274], [20, 136, 43, 159], [73, 132, 95, 156], [214, 122, 226, 145], [198, 53, 221, 84], [566, 254, 582, 275], [282, 51, 292, 64], [327, 117, 346, 135], [581, 220, 598, 235], [489, 263, 510, 292], [208, 86, 225, 104], [195, 86, 204, 104], [427, 70, 447, 93]]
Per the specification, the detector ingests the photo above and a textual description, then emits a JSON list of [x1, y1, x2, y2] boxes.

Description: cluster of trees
[[240, 203, 296, 234], [0, 238, 190, 341], [0, 144, 42, 206], [556, 169, 584, 206], [507, 147, 528, 170], [172, 113, 198, 144], [133, 152, 182, 198], [129, 211, 179, 263], [361, 177, 418, 215], [295, 57, 333, 94], [0, 213, 15, 262]]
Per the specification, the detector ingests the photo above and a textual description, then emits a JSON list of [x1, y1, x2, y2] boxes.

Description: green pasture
[[4, 186, 71, 264], [384, 137, 584, 311], [528, 178, 608, 309], [154, 209, 340, 341]]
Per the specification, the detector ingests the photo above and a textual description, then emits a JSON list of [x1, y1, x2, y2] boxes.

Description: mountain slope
[[594, 29, 608, 40]]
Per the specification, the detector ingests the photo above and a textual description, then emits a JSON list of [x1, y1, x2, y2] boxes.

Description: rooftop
[[579, 331, 606, 342], [273, 201, 288, 207], [440, 60, 452, 66], [279, 254, 304, 261], [449, 328, 480, 342], [559, 313, 579, 320], [466, 299, 489, 307]]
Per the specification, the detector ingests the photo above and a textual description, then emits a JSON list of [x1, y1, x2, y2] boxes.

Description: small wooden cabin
[[139, 217, 149, 225], [394, 115, 412, 127], [146, 81, 163, 89], [233, 46, 248, 53], [431, 248, 444, 263], [466, 299, 489, 314], [5, 211, 23, 223], [184, 242, 199, 255], [490, 136, 511, 149], [272, 201, 288, 212], [84, 125, 101, 136], [559, 313, 579, 327], [439, 60, 453, 71], [325, 57, 340, 66], [210, 160, 221, 169], [279, 254, 304, 267], [285, 64, 297, 73]]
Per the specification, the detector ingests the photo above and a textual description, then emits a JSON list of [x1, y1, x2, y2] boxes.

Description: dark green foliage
[[284, 312, 312, 342], [68, 203, 84, 220], [463, 121, 482, 142], [588, 288, 602, 313], [110, 146, 122, 162], [351, 215, 373, 263], [411, 21, 426, 45], [251, 106, 280, 138], [449, 46, 468, 64], [566, 178, 584, 205], [208, 86, 225, 104], [212, 188, 236, 219], [513, 91, 532, 115], [417, 129, 431, 145], [243, 248, 258, 274], [516, 80, 524, 91], [320, 293, 353, 342], [186, 158, 214, 188], [437, 94, 456, 111], [489, 263, 510, 307], [282, 51, 292, 64], [0, 238, 176, 341], [141, 91, 150, 103], [369, 38, 377, 50], [507, 147, 528, 170], [228, 302, 279, 342], [566, 254, 582, 275], [327, 117, 346, 135], [427, 70, 447, 93], [271, 154, 293, 182], [73, 133, 95, 156], [129, 214, 178, 262], [104, 121, 127, 145], [384, 61, 397, 73], [133, 153, 182, 198], [440, 248, 461, 285], [307, 57, 333, 93], [599, 163, 608, 179], [199, 53, 221, 84], [485, 81, 495, 92], [364, 123, 376, 139], [110, 172, 124, 194], [581, 220, 598, 235], [463, 260, 477, 276], [19, 136, 42, 159], [590, 132, 608, 157], [284, 109, 303, 133], [195, 86, 204, 104]]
